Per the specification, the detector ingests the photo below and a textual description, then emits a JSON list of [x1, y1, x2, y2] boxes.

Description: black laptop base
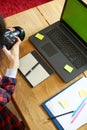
[[29, 22, 87, 82]]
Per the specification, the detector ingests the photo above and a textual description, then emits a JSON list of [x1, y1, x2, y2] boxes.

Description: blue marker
[[72, 97, 87, 117]]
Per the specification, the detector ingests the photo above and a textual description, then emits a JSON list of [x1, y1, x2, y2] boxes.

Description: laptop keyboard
[[45, 27, 87, 69]]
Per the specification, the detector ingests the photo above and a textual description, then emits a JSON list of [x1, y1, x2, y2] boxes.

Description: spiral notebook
[[19, 50, 54, 87]]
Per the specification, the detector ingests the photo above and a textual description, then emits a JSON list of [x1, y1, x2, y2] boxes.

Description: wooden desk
[[4, 0, 87, 130]]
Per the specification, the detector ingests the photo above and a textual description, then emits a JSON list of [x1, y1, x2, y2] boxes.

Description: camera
[[0, 26, 25, 50]]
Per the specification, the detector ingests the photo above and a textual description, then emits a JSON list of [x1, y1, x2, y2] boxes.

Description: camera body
[[1, 26, 25, 50]]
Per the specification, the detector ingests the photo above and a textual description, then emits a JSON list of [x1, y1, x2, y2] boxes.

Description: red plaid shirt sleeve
[[0, 77, 25, 130], [0, 76, 16, 106]]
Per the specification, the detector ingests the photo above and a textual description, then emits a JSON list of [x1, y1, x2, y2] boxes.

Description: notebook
[[19, 51, 54, 87], [29, 0, 87, 82], [42, 77, 87, 130]]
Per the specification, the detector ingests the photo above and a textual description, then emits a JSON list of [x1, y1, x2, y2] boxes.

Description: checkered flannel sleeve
[[0, 76, 16, 106]]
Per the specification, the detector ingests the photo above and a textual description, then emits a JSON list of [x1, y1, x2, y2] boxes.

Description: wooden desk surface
[[4, 0, 87, 130]]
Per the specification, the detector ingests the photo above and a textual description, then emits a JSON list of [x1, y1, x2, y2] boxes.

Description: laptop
[[29, 0, 87, 82]]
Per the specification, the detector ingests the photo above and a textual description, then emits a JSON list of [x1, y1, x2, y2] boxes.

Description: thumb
[[2, 46, 10, 56]]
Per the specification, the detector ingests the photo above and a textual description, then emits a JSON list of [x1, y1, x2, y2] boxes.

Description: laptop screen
[[62, 0, 87, 43]]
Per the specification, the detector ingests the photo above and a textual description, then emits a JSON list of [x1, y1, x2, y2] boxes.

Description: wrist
[[9, 61, 19, 70]]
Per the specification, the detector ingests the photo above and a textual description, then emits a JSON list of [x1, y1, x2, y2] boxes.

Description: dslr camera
[[0, 26, 25, 50]]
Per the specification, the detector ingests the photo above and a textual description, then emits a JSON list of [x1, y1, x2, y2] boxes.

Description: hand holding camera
[[3, 36, 21, 69], [1, 26, 25, 50], [2, 26, 25, 69]]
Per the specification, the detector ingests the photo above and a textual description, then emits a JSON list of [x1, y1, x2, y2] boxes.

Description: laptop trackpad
[[42, 43, 58, 57]]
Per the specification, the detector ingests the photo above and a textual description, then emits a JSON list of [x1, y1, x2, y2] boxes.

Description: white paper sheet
[[45, 77, 87, 130]]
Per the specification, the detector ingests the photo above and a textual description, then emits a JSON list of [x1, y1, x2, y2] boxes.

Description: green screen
[[62, 0, 87, 43]]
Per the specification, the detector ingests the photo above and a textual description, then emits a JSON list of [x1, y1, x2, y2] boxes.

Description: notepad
[[19, 51, 54, 87], [59, 99, 70, 109], [42, 77, 87, 130], [64, 64, 73, 73], [79, 89, 87, 97], [35, 33, 44, 40]]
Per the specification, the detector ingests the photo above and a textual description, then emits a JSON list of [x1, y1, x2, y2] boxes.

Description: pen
[[25, 62, 39, 76], [72, 97, 87, 117], [71, 102, 87, 123], [48, 111, 74, 120]]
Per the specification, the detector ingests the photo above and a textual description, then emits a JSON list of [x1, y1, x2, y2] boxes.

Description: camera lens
[[13, 26, 25, 41]]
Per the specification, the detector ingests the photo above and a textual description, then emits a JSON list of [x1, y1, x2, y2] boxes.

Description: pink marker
[[71, 102, 87, 123]]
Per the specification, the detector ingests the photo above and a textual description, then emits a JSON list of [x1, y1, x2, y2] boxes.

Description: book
[[42, 77, 87, 130], [19, 50, 54, 87]]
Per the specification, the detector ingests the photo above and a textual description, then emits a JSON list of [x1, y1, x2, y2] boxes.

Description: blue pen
[[72, 97, 87, 117]]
